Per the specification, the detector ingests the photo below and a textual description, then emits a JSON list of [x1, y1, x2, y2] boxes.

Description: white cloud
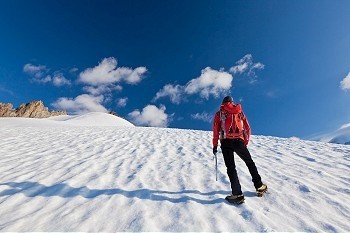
[[229, 54, 264, 83], [230, 61, 249, 74], [31, 73, 71, 86], [23, 63, 47, 78], [229, 54, 253, 74], [78, 57, 147, 98], [154, 55, 263, 104], [70, 67, 79, 74], [24, 63, 71, 86], [154, 67, 233, 104], [191, 112, 213, 123], [122, 66, 148, 84], [52, 94, 108, 114], [340, 72, 350, 91], [32, 75, 52, 84], [252, 62, 265, 70], [52, 73, 71, 86], [78, 57, 147, 86], [83, 85, 122, 96], [185, 67, 232, 99], [154, 84, 184, 104], [128, 105, 169, 127], [117, 97, 128, 107]]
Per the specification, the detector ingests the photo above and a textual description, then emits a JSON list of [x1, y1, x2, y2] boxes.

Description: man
[[212, 96, 267, 204]]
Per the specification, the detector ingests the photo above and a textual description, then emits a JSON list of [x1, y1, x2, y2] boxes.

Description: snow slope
[[0, 117, 349, 231], [0, 112, 134, 128], [319, 123, 350, 145]]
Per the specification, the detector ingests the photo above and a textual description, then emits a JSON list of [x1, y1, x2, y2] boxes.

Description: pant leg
[[221, 139, 242, 195], [233, 139, 263, 189]]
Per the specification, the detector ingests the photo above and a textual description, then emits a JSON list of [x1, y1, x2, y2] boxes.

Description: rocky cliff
[[0, 101, 67, 118]]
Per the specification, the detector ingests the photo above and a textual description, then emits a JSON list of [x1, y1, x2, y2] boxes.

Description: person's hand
[[213, 146, 218, 155]]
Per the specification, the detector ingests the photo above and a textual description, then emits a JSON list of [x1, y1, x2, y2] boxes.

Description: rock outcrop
[[109, 111, 121, 118], [0, 103, 17, 117], [0, 101, 67, 118]]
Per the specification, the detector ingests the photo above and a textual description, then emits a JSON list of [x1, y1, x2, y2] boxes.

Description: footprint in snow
[[241, 210, 253, 221], [306, 157, 316, 162], [299, 184, 311, 193]]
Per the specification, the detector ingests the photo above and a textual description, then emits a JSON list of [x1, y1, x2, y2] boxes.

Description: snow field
[[0, 122, 349, 231]]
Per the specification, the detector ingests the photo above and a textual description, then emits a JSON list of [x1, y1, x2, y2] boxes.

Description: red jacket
[[212, 102, 251, 147]]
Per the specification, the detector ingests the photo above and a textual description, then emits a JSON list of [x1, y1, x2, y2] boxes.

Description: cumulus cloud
[[153, 84, 184, 104], [52, 73, 71, 86], [23, 63, 71, 86], [154, 55, 264, 104], [123, 67, 148, 84], [78, 57, 147, 86], [27, 58, 148, 116], [128, 105, 169, 127], [33, 75, 52, 84], [229, 54, 264, 83], [340, 72, 350, 91], [185, 67, 232, 99], [52, 94, 108, 114], [83, 85, 122, 96], [230, 60, 249, 74], [191, 112, 213, 123], [77, 57, 147, 100], [31, 73, 71, 86], [117, 97, 128, 107], [154, 67, 233, 104], [23, 63, 47, 78]]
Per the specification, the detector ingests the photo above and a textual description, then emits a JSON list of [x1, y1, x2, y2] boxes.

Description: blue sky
[[1, 0, 350, 138]]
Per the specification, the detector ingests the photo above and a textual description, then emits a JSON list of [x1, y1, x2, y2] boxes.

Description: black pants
[[221, 138, 263, 195]]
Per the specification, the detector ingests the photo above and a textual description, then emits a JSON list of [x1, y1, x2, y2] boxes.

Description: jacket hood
[[220, 102, 242, 114]]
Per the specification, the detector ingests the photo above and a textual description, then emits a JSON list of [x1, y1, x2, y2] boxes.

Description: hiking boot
[[256, 184, 268, 197], [225, 194, 245, 204]]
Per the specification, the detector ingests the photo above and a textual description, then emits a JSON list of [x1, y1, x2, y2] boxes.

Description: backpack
[[219, 110, 245, 139]]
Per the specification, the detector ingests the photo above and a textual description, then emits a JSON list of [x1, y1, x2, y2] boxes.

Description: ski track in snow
[[0, 126, 349, 231]]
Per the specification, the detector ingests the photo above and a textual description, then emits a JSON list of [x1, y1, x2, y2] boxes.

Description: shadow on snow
[[0, 181, 232, 205]]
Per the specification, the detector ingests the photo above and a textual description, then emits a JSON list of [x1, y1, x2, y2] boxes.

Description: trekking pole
[[214, 152, 218, 181]]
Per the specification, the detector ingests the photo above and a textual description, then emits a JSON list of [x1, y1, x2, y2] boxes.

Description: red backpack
[[219, 110, 245, 139]]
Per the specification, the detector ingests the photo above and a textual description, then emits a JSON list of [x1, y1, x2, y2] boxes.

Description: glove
[[243, 131, 249, 146], [213, 146, 218, 155]]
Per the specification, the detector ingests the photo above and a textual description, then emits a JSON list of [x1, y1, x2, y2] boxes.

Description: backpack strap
[[219, 110, 226, 139]]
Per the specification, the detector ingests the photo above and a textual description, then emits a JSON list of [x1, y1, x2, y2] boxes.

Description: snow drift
[[0, 115, 349, 231]]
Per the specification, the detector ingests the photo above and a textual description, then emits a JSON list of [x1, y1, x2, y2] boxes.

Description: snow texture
[[0, 114, 349, 232], [320, 123, 350, 145]]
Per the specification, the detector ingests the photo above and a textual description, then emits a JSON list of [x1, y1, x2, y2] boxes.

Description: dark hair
[[222, 96, 233, 103]]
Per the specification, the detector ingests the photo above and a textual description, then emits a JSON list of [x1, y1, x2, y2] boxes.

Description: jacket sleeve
[[212, 112, 220, 147], [242, 111, 251, 142]]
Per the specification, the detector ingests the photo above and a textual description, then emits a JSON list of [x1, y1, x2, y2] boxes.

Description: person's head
[[222, 96, 233, 104]]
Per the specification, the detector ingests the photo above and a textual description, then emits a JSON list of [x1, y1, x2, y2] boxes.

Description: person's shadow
[[0, 181, 231, 205]]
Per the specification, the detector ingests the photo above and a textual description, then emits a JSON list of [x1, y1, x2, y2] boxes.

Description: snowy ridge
[[0, 121, 349, 231], [0, 112, 134, 128], [320, 123, 350, 145]]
